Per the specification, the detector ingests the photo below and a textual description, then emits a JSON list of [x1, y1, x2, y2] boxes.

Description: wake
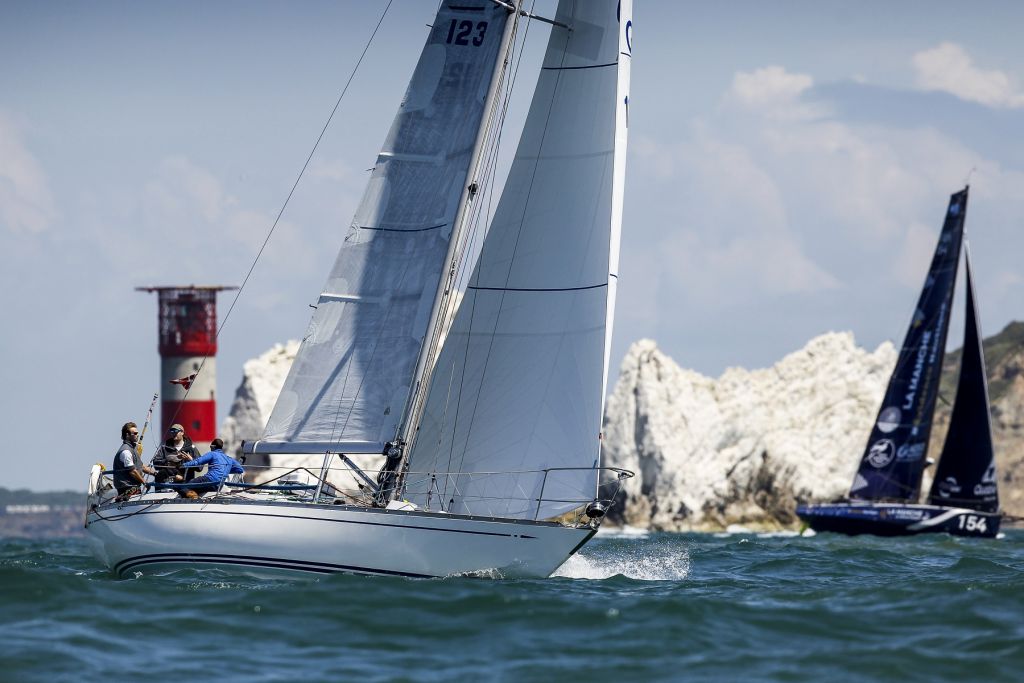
[[553, 540, 690, 581]]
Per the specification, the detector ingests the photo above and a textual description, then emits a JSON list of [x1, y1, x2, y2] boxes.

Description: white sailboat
[[86, 0, 634, 579]]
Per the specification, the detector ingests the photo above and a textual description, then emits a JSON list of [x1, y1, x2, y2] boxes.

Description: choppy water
[[2, 528, 1022, 682]]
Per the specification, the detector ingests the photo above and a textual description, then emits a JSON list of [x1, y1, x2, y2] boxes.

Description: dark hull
[[796, 502, 1000, 538]]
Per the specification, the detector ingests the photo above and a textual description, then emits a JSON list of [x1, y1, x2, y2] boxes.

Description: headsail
[[255, 2, 512, 455], [927, 244, 999, 512], [404, 0, 632, 519], [849, 188, 968, 501]]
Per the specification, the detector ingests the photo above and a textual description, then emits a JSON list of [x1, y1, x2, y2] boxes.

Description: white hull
[[85, 496, 594, 579]]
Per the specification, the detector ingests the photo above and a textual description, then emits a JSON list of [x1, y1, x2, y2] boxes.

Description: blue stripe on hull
[[115, 553, 434, 578]]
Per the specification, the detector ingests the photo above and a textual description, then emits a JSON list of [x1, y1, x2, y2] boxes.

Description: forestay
[[404, 0, 632, 519], [849, 189, 967, 501], [927, 245, 999, 512], [257, 2, 511, 454]]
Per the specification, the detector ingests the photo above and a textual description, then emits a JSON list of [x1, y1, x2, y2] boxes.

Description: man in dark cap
[[150, 423, 202, 491]]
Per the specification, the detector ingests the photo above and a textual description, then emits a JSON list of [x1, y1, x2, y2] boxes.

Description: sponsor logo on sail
[[949, 202, 960, 216], [974, 462, 998, 496], [866, 439, 895, 468], [877, 407, 901, 433], [902, 330, 932, 410], [936, 476, 961, 498], [897, 442, 925, 461]]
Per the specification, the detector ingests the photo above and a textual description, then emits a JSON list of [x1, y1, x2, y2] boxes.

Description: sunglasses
[[169, 428, 182, 433], [128, 431, 140, 436]]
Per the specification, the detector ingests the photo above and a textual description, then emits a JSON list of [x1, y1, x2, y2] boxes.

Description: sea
[[2, 528, 1022, 683]]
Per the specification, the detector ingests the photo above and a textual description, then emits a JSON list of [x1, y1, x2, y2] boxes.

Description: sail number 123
[[446, 20, 488, 46]]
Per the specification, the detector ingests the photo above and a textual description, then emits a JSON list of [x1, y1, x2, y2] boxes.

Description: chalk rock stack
[[601, 333, 897, 530]]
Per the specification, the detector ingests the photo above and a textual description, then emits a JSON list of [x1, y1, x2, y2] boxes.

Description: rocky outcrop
[[601, 333, 897, 531], [221, 341, 299, 456]]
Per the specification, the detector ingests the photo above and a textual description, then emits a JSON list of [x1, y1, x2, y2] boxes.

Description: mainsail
[[849, 188, 968, 501], [927, 245, 999, 512], [404, 0, 632, 519], [255, 2, 513, 454]]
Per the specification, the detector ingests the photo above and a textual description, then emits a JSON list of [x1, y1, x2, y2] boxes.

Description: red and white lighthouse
[[136, 285, 237, 453]]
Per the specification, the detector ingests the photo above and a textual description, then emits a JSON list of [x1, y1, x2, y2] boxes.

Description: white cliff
[[221, 340, 300, 456], [601, 333, 897, 530]]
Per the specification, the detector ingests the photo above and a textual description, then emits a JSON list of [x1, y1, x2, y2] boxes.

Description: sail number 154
[[957, 514, 988, 533], [446, 19, 488, 46]]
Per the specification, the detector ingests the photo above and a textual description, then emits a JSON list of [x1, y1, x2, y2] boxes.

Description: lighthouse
[[136, 285, 237, 453]]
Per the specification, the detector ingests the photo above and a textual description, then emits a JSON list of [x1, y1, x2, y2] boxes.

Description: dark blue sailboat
[[797, 187, 1001, 538]]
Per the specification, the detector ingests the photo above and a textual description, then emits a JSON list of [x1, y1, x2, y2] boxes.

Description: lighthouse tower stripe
[[161, 357, 216, 450]]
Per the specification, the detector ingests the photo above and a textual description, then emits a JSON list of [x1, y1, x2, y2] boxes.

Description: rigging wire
[[160, 1, 395, 438]]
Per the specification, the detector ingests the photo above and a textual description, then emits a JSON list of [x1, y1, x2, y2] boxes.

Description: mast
[[395, 4, 520, 456]]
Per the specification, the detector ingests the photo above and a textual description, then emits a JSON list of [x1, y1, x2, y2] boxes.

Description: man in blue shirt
[[179, 438, 244, 499]]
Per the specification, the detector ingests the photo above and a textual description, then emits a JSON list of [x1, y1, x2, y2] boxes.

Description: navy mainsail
[[927, 247, 999, 512], [849, 188, 968, 501]]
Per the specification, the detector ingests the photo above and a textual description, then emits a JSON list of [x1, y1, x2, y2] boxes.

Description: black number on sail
[[446, 19, 488, 46]]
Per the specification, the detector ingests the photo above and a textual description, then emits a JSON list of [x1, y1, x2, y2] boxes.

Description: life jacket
[[112, 440, 141, 491]]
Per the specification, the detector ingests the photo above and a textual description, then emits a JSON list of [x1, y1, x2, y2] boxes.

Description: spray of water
[[553, 540, 690, 581]]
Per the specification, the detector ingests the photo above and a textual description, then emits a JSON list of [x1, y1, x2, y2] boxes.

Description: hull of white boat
[[84, 497, 594, 579], [796, 502, 1001, 538]]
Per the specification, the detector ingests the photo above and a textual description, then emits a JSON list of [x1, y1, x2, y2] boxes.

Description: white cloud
[[0, 113, 57, 234], [913, 42, 1024, 108], [144, 156, 236, 225], [632, 63, 1024, 325], [732, 66, 812, 105], [729, 66, 826, 121]]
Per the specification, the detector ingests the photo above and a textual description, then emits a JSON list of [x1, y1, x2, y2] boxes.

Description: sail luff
[[397, 4, 520, 452], [927, 241, 999, 511], [849, 188, 968, 502], [598, 4, 632, 487]]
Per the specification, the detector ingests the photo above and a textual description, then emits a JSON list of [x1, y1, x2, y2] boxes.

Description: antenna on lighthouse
[[135, 285, 238, 453]]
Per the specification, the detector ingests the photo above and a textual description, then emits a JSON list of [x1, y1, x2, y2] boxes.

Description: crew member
[[179, 438, 244, 499], [112, 422, 157, 499], [150, 423, 201, 490]]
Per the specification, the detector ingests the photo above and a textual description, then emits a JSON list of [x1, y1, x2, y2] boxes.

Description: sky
[[2, 1, 1023, 491]]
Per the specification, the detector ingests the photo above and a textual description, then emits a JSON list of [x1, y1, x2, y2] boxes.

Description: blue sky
[[3, 1, 1023, 490]]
